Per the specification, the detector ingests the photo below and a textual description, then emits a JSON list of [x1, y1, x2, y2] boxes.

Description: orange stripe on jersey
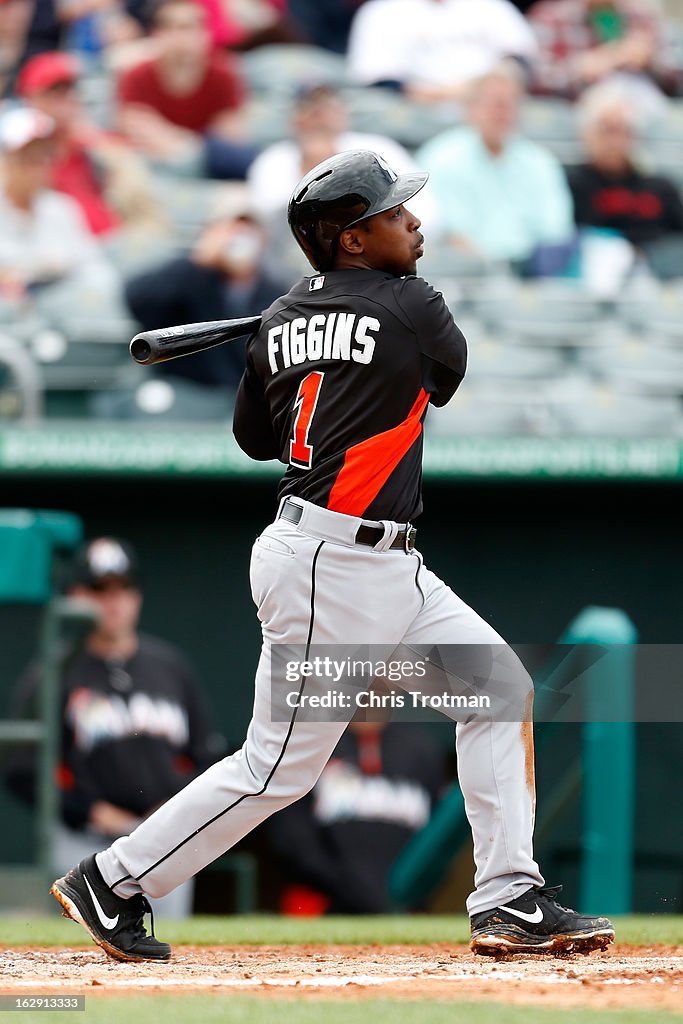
[[327, 388, 430, 517]]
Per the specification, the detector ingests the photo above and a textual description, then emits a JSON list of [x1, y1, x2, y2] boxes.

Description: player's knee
[[274, 764, 322, 804], [496, 647, 533, 699], [238, 742, 324, 803]]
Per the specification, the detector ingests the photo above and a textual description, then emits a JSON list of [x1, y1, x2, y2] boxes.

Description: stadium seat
[[427, 379, 560, 436], [431, 374, 682, 437], [617, 282, 683, 339], [640, 236, 683, 283], [551, 387, 681, 436], [520, 98, 578, 142], [152, 177, 240, 245], [642, 97, 683, 142], [418, 243, 504, 282], [644, 141, 683, 188], [32, 338, 135, 392], [0, 333, 43, 420], [241, 94, 293, 147], [426, 389, 530, 435], [578, 338, 683, 396], [464, 339, 569, 381], [343, 86, 448, 149], [22, 277, 138, 403], [33, 276, 137, 344], [90, 377, 233, 421], [77, 70, 115, 130], [614, 278, 665, 330], [519, 99, 582, 163], [238, 45, 348, 96], [471, 280, 607, 345], [101, 230, 182, 277]]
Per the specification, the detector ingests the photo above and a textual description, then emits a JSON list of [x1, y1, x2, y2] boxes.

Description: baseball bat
[[129, 315, 262, 366]]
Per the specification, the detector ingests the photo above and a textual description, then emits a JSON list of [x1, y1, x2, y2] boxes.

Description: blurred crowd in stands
[[1, 0, 683, 432]]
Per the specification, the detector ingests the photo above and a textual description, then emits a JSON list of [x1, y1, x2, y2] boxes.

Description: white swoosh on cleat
[[500, 904, 544, 924], [84, 875, 119, 930]]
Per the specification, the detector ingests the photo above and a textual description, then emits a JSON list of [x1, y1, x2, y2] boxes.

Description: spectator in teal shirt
[[417, 63, 575, 269]]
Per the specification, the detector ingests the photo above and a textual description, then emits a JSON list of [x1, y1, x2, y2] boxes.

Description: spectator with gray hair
[[567, 83, 683, 261]]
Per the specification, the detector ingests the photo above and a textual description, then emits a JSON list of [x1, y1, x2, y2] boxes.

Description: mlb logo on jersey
[[309, 276, 325, 291]]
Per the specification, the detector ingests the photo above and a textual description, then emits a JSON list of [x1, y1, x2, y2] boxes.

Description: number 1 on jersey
[[289, 371, 324, 469]]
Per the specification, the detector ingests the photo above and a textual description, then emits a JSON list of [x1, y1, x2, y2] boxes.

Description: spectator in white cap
[[247, 84, 434, 227], [0, 106, 117, 301]]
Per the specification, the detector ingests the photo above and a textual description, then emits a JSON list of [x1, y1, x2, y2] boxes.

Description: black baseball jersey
[[233, 268, 467, 522], [6, 636, 221, 828]]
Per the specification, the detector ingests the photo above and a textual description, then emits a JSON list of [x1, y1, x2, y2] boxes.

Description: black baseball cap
[[70, 537, 140, 590]]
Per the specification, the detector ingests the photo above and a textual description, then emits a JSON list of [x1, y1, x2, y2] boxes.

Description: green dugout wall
[[0, 427, 681, 911]]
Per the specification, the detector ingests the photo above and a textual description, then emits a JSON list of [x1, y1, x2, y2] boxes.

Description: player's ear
[[337, 227, 365, 258]]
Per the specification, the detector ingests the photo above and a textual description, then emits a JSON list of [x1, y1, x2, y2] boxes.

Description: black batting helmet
[[287, 149, 428, 272]]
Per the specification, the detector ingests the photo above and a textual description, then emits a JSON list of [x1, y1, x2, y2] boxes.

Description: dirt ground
[[1, 944, 682, 1011]]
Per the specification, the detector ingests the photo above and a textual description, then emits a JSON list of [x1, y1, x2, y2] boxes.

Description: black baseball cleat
[[470, 884, 615, 957], [50, 854, 171, 963]]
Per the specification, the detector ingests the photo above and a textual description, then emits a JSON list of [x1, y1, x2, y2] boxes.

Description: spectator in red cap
[[0, 106, 117, 299], [16, 49, 81, 98], [17, 51, 164, 237], [116, 0, 256, 178]]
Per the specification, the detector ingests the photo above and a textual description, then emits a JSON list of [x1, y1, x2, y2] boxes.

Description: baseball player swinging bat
[[52, 149, 615, 966], [129, 315, 262, 366]]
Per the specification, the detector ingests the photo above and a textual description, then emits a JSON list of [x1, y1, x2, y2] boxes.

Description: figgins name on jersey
[[267, 313, 380, 373]]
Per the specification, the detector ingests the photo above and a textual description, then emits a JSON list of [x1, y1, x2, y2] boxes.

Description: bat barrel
[[129, 316, 262, 366], [130, 336, 153, 364]]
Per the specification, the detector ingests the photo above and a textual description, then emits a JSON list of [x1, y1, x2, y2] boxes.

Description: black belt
[[279, 499, 417, 552]]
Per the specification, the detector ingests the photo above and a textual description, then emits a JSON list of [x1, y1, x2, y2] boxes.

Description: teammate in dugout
[[51, 150, 615, 960]]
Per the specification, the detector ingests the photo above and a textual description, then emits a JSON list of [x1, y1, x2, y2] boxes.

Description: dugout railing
[[0, 510, 95, 910]]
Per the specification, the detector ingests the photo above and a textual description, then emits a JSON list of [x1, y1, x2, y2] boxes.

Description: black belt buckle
[[404, 525, 417, 553]]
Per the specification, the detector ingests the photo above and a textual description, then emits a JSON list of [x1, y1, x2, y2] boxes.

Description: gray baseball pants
[[97, 497, 543, 915]]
